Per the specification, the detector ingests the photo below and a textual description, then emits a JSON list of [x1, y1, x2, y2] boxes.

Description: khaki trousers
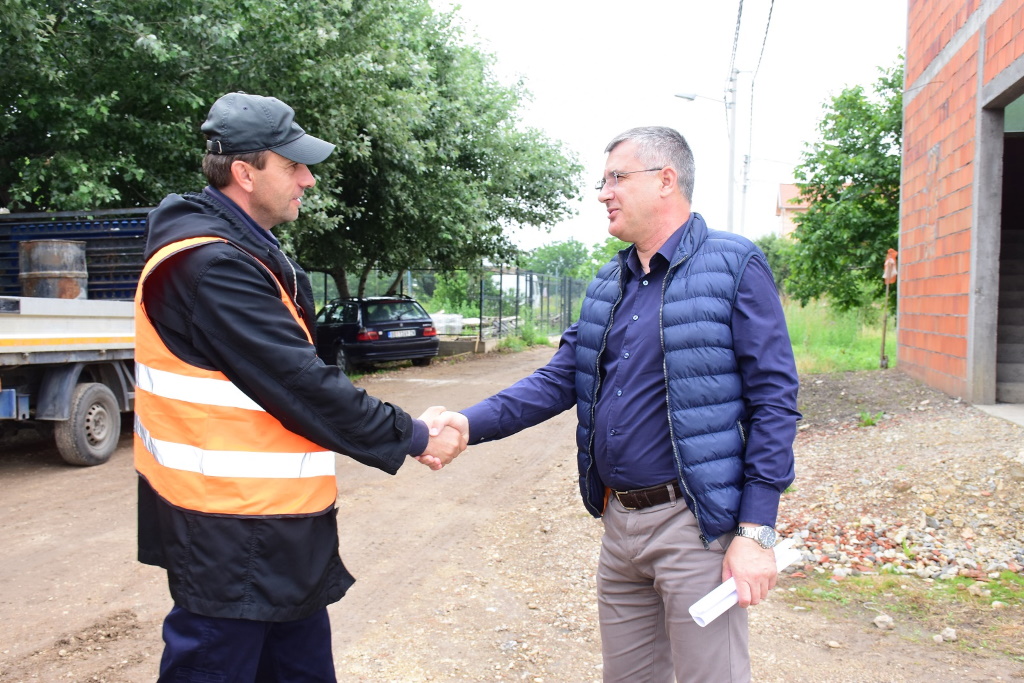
[[597, 497, 750, 683]]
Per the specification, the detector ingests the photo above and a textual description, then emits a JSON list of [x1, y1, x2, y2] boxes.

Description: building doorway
[[997, 131, 1024, 402]]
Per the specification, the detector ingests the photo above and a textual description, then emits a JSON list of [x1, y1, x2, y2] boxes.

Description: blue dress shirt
[[462, 217, 799, 519]]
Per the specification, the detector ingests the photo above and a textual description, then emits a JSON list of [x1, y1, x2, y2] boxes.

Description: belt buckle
[[615, 490, 638, 511]]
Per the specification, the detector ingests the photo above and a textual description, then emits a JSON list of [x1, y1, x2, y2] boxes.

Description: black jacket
[[137, 189, 417, 621]]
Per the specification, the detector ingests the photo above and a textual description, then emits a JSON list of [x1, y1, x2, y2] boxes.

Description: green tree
[[787, 56, 903, 311], [285, 2, 581, 296], [430, 270, 477, 316], [522, 239, 591, 280], [590, 235, 630, 272], [1, 1, 210, 210], [427, 269, 505, 317], [754, 233, 793, 294], [0, 0, 582, 296]]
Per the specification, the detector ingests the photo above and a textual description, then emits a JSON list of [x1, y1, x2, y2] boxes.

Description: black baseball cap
[[201, 92, 335, 165]]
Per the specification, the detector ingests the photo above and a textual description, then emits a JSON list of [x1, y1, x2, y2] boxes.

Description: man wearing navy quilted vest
[[457, 126, 799, 682]]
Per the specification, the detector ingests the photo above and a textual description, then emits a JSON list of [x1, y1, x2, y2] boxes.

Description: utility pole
[[725, 68, 738, 232], [676, 67, 739, 232]]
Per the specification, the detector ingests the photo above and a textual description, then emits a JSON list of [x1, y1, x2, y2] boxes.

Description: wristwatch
[[734, 525, 778, 549]]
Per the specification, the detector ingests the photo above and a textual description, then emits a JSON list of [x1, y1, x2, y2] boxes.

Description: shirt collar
[[624, 214, 694, 278], [203, 186, 280, 249]]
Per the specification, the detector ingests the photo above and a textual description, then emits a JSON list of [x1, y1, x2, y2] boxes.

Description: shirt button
[[616, 389, 623, 396], [610, 429, 617, 435], [632, 315, 639, 321], [642, 280, 649, 286], [623, 352, 630, 359]]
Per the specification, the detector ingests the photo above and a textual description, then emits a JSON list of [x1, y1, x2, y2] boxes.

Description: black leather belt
[[613, 481, 681, 511]]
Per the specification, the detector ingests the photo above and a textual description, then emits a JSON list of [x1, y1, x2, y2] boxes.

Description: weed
[[497, 336, 529, 353], [496, 322, 552, 353], [785, 300, 896, 373], [857, 410, 884, 427]]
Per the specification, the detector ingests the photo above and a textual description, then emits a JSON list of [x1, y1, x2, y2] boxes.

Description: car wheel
[[412, 357, 432, 367], [54, 383, 121, 466], [335, 346, 351, 374]]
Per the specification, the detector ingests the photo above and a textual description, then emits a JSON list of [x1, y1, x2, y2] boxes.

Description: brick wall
[[900, 0, 1024, 397], [984, 0, 1024, 83], [906, 0, 980, 84]]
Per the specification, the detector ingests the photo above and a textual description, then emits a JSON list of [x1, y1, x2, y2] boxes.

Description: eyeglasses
[[594, 167, 664, 191]]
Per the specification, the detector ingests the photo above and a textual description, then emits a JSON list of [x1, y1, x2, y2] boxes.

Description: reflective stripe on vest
[[134, 236, 337, 517]]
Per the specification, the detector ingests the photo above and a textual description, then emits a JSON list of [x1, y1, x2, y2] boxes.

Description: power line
[[746, 0, 776, 158], [727, 0, 744, 82], [724, 0, 745, 131], [751, 0, 774, 82], [741, 0, 775, 232]]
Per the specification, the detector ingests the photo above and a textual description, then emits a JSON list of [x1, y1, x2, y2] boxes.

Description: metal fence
[[309, 267, 590, 342], [0, 207, 588, 342], [472, 266, 588, 340]]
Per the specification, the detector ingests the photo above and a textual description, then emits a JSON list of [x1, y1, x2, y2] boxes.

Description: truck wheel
[[54, 383, 121, 466]]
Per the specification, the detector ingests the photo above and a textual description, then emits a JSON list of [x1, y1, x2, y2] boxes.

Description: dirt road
[[1, 347, 1022, 682]]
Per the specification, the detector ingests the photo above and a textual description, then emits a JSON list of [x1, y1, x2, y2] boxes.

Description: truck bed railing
[[0, 208, 153, 300]]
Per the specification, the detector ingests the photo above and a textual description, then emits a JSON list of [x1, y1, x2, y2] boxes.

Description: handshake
[[413, 406, 470, 470]]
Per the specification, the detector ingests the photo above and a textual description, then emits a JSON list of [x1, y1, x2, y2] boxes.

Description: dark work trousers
[[158, 605, 337, 682]]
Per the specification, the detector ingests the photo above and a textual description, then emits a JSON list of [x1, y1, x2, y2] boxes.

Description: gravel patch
[[332, 367, 1024, 681], [782, 373, 1024, 583]]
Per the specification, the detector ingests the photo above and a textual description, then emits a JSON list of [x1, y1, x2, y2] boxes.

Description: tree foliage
[[521, 234, 631, 282], [787, 57, 903, 311], [754, 233, 793, 294], [590, 235, 630, 271], [522, 239, 591, 280], [0, 0, 582, 295]]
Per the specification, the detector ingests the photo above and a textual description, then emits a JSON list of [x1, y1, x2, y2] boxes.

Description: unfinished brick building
[[901, 0, 1024, 403]]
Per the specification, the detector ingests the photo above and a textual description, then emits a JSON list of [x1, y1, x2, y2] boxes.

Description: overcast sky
[[431, 0, 908, 249]]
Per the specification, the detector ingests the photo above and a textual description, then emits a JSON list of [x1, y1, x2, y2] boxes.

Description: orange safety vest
[[134, 237, 337, 517]]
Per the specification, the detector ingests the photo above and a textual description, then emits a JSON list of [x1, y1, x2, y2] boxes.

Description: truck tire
[[54, 383, 121, 466]]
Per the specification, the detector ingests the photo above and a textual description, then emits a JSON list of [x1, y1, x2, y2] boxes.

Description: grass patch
[[497, 319, 553, 352], [936, 571, 1024, 605], [780, 570, 1024, 658], [785, 300, 896, 374]]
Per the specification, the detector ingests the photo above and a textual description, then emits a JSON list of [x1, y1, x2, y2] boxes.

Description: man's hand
[[413, 406, 469, 470], [722, 532, 778, 608]]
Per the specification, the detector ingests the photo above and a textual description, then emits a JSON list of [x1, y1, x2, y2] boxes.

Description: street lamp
[[675, 69, 739, 232]]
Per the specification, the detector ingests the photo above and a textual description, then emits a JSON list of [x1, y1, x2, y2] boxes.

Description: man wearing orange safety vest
[[135, 92, 467, 681]]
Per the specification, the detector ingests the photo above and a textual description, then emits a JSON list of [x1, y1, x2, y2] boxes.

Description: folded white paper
[[688, 538, 801, 627]]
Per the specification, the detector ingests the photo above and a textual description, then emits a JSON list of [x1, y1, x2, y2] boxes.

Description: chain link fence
[[309, 266, 590, 342]]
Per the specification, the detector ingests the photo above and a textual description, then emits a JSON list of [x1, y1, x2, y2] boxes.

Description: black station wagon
[[314, 296, 439, 373]]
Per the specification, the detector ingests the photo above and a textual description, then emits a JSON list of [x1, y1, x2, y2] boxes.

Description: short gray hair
[[202, 149, 268, 189], [604, 127, 695, 201]]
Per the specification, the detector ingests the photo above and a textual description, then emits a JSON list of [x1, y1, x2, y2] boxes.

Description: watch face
[[757, 527, 778, 548]]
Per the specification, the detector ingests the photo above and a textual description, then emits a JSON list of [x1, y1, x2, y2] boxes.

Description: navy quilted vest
[[574, 213, 762, 545]]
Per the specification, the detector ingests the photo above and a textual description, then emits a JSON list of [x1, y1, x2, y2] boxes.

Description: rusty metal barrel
[[18, 239, 89, 299]]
